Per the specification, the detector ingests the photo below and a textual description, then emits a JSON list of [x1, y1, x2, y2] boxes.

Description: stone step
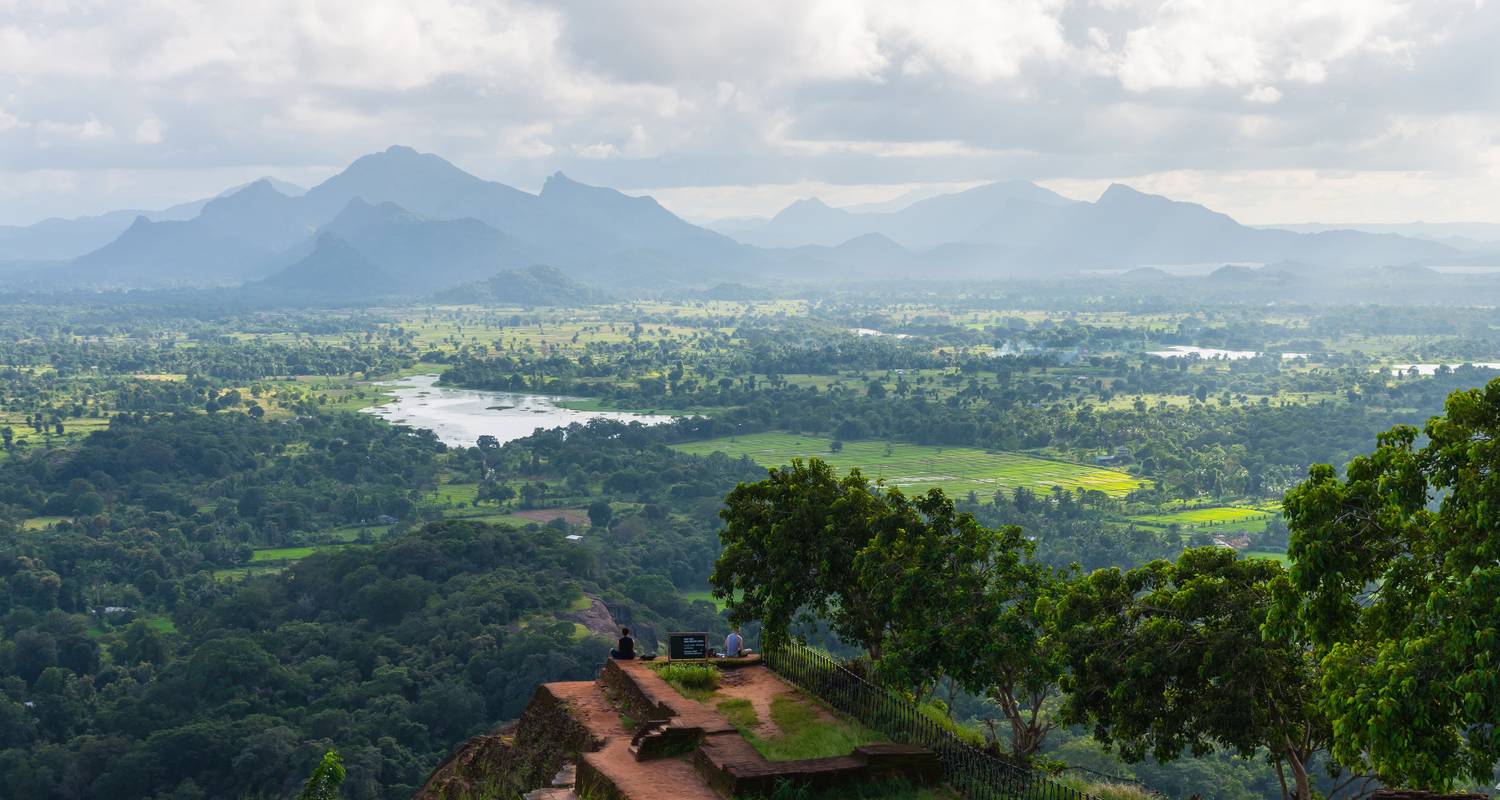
[[549, 762, 576, 788], [549, 677, 720, 800], [523, 789, 577, 800]]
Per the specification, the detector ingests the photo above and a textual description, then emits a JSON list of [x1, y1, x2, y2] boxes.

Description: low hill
[[432, 265, 610, 306], [257, 233, 395, 300]]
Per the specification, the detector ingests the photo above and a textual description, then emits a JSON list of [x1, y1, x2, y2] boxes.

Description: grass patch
[[249, 543, 365, 563], [321, 524, 392, 542], [568, 593, 594, 612], [745, 695, 883, 762], [750, 780, 962, 800], [1242, 549, 1290, 565], [717, 697, 760, 729], [672, 433, 1149, 498], [20, 516, 68, 530], [251, 546, 321, 562], [917, 702, 986, 748], [212, 563, 287, 581], [139, 615, 177, 634], [653, 663, 722, 702], [1127, 505, 1273, 532], [1057, 775, 1159, 800], [682, 589, 735, 611]]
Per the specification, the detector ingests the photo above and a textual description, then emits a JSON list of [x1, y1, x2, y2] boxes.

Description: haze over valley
[[4, 3, 1500, 800]]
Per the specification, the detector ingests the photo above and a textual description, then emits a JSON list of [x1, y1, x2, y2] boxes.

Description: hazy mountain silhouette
[[432, 264, 610, 306], [69, 215, 278, 285], [195, 180, 321, 252], [0, 178, 305, 263], [724, 180, 1456, 269], [259, 233, 394, 299], [720, 181, 1077, 249], [18, 144, 1468, 288], [303, 198, 534, 292]]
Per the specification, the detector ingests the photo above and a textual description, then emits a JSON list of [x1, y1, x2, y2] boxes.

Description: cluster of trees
[[441, 329, 1500, 502], [0, 396, 779, 798], [712, 380, 1500, 800]]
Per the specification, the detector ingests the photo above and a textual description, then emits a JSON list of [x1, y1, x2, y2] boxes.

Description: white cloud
[[1244, 85, 1282, 104], [870, 0, 1069, 82], [1100, 0, 1420, 92], [0, 0, 1495, 224], [36, 115, 114, 142], [134, 118, 164, 144]]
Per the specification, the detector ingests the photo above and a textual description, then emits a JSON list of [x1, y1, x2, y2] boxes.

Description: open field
[[212, 563, 288, 581], [20, 516, 69, 530], [672, 433, 1150, 497], [1127, 506, 1275, 530], [682, 590, 730, 611], [250, 544, 364, 562], [510, 507, 592, 526], [1243, 549, 1290, 565]]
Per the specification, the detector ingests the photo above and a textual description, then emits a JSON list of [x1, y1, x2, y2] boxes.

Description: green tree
[[1055, 548, 1332, 800], [296, 749, 345, 800], [1277, 378, 1500, 790], [854, 487, 1062, 762], [587, 499, 613, 529], [711, 459, 889, 656], [119, 619, 170, 665]]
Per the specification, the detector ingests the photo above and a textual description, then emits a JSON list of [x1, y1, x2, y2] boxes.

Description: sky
[[1, 0, 1497, 226]]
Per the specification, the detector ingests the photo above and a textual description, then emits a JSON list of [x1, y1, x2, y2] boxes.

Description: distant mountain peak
[[769, 196, 848, 225], [1097, 183, 1153, 204], [218, 178, 289, 203], [336, 145, 480, 184], [326, 197, 423, 229], [540, 171, 622, 199]]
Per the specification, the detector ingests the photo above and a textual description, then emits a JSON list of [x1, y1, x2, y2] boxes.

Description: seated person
[[610, 627, 636, 660], [724, 627, 752, 658]]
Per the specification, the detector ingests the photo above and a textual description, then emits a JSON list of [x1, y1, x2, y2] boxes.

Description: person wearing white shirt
[[724, 627, 750, 657]]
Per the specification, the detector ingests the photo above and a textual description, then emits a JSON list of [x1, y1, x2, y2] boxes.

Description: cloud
[[35, 115, 114, 142], [134, 118, 164, 144], [0, 0, 1495, 224], [1243, 85, 1282, 104]]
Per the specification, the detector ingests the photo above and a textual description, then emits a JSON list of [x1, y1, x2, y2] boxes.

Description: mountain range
[[0, 145, 1482, 297]]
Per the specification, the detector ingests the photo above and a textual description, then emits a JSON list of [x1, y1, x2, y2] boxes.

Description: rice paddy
[[1127, 505, 1276, 532], [671, 433, 1150, 497]]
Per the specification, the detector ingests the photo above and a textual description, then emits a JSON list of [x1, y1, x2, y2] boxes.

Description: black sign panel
[[668, 631, 709, 660]]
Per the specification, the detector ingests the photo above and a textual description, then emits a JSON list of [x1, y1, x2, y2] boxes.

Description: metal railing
[[764, 641, 1096, 800]]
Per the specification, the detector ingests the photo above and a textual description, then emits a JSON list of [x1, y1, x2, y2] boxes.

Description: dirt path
[[714, 666, 837, 738]]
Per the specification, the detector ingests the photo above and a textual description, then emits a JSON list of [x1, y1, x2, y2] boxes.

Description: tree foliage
[[298, 749, 346, 800], [1055, 548, 1331, 800], [714, 459, 1064, 761], [1278, 378, 1500, 789]]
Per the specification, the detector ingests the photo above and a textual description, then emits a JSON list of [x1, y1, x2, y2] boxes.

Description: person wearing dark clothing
[[611, 627, 635, 660]]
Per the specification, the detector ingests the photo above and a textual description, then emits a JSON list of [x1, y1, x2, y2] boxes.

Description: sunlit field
[[673, 432, 1149, 497]]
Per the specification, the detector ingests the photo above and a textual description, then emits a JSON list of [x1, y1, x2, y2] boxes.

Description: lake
[[1148, 345, 1310, 360], [1388, 363, 1500, 376], [361, 374, 675, 448]]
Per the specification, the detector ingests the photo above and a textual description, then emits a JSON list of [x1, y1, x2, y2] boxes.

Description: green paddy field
[[672, 433, 1150, 497]]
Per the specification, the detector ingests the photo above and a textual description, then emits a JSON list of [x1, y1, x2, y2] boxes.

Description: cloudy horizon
[[2, 0, 1497, 227]]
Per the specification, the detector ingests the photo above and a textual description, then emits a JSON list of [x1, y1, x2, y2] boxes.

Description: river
[[361, 374, 675, 448]]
